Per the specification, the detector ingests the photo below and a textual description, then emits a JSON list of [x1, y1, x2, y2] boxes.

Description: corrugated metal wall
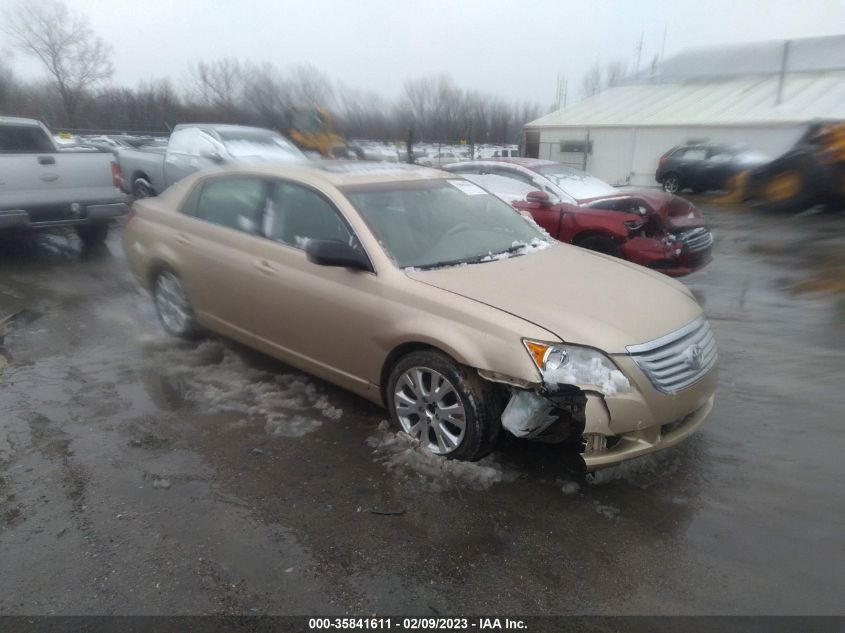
[[538, 125, 806, 186]]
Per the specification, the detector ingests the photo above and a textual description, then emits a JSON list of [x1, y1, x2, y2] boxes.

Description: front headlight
[[523, 340, 631, 395]]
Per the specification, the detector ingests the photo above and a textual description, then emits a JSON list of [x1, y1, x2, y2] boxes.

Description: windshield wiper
[[413, 252, 492, 270], [413, 244, 528, 271]]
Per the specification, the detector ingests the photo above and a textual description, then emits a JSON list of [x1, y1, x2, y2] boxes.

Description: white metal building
[[524, 35, 845, 186]]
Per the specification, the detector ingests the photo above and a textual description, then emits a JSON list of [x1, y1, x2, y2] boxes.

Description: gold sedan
[[123, 162, 716, 469]]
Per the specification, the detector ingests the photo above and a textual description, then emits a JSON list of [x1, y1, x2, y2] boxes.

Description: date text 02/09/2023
[[308, 618, 528, 630]]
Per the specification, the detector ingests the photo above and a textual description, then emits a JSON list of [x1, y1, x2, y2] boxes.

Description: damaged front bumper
[[491, 357, 717, 471]]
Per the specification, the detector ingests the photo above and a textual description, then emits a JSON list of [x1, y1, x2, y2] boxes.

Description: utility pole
[[635, 31, 644, 74], [556, 74, 561, 110], [556, 75, 568, 110], [776, 39, 791, 106]]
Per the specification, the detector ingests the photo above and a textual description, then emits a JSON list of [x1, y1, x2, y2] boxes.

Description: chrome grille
[[627, 317, 717, 394], [679, 227, 714, 252]]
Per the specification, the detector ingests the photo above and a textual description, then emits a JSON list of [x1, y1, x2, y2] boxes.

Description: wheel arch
[[378, 341, 460, 405], [147, 258, 179, 290], [131, 171, 156, 194]]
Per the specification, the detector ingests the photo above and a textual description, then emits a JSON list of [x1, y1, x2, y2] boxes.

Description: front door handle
[[175, 233, 191, 246], [254, 260, 275, 275], [38, 155, 56, 165]]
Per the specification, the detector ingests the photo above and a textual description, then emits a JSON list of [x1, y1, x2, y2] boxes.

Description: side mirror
[[305, 239, 373, 272], [200, 149, 224, 163], [526, 190, 551, 206]]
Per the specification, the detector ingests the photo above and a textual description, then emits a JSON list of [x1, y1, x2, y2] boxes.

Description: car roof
[[172, 123, 278, 135], [485, 157, 558, 169], [196, 160, 453, 188], [445, 158, 557, 173]]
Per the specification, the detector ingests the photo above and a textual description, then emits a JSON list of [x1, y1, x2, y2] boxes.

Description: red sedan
[[445, 159, 713, 276]]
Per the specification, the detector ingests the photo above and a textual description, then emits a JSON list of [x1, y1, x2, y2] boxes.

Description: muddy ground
[[0, 202, 843, 616]]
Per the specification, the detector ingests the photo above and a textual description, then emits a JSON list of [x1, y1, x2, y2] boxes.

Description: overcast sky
[[2, 0, 845, 106]]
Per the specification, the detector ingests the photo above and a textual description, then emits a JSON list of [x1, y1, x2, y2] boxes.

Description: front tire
[[386, 350, 501, 461], [153, 271, 199, 338]]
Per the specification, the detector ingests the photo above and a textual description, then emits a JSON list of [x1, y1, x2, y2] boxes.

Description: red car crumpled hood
[[579, 190, 705, 230]]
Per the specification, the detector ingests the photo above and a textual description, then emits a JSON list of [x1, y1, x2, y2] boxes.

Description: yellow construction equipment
[[287, 107, 348, 158], [718, 120, 845, 212]]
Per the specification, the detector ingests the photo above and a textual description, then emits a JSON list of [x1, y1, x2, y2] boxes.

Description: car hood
[[580, 190, 704, 230], [405, 243, 702, 354]]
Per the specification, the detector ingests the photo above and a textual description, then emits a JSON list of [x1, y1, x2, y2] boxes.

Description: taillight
[[659, 156, 668, 167], [111, 161, 122, 189]]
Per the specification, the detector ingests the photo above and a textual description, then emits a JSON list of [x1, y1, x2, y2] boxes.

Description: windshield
[[343, 179, 549, 269], [219, 129, 305, 160], [535, 163, 617, 199]]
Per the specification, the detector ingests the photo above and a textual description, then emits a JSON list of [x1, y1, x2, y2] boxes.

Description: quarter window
[[195, 177, 265, 233], [264, 181, 352, 249]]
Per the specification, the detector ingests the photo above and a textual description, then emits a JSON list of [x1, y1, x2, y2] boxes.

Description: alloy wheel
[[154, 272, 192, 335], [393, 367, 467, 454], [663, 175, 680, 193]]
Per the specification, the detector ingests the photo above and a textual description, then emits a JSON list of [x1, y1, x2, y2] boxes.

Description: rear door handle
[[175, 233, 192, 246], [38, 155, 56, 165], [254, 260, 275, 275]]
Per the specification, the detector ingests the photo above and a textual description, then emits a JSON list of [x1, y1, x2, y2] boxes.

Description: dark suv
[[656, 143, 769, 194]]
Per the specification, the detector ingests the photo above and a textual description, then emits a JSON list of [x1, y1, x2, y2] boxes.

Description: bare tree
[[242, 62, 292, 128], [0, 55, 19, 114], [580, 61, 603, 99], [605, 59, 628, 88], [1, 0, 113, 126], [187, 57, 246, 121], [286, 63, 335, 109]]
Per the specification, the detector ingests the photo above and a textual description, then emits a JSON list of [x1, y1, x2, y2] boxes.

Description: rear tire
[[133, 179, 156, 199], [152, 271, 199, 338], [386, 350, 501, 461], [662, 173, 681, 193], [75, 223, 109, 248]]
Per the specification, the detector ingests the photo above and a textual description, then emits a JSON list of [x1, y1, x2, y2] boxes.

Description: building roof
[[642, 34, 845, 82], [526, 71, 845, 128], [528, 35, 845, 129]]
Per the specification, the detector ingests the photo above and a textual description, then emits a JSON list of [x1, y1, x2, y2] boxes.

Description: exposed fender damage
[[494, 383, 587, 444]]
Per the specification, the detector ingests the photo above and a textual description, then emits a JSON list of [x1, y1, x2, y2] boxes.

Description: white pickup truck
[[0, 116, 129, 246], [117, 123, 305, 198]]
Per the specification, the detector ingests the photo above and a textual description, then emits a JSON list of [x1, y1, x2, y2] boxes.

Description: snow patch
[[479, 237, 551, 262], [366, 420, 515, 491], [152, 340, 342, 437]]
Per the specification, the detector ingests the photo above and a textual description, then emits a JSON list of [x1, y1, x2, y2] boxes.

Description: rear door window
[[263, 181, 353, 249], [195, 177, 266, 233]]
